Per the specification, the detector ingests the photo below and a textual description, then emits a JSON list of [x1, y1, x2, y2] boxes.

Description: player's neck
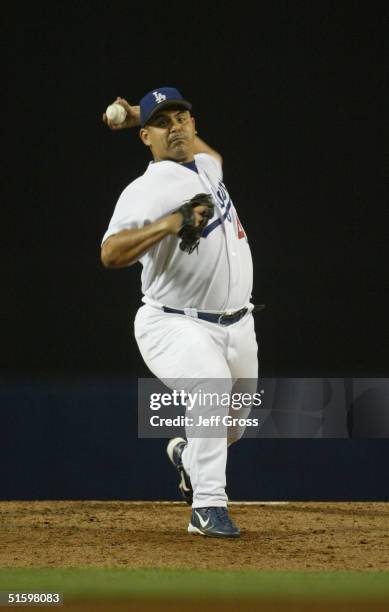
[[152, 156, 195, 164]]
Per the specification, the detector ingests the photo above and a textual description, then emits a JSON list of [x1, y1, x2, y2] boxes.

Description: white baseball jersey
[[102, 153, 253, 312]]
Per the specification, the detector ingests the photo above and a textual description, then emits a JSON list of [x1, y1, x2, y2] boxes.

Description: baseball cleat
[[188, 506, 240, 538], [166, 437, 193, 505]]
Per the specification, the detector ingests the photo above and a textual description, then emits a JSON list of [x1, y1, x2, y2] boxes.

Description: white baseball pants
[[134, 304, 259, 508]]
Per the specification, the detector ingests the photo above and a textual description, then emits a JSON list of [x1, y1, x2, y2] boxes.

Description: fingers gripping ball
[[177, 193, 214, 254], [106, 104, 127, 124]]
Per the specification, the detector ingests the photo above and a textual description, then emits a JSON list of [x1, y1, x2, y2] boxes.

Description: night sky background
[[2, 2, 387, 380]]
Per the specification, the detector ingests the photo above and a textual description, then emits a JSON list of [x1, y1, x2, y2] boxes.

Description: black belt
[[162, 304, 265, 326]]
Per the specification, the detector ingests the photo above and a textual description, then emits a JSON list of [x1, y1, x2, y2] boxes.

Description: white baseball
[[106, 104, 127, 125]]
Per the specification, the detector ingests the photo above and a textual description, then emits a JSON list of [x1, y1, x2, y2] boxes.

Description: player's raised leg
[[226, 312, 260, 445]]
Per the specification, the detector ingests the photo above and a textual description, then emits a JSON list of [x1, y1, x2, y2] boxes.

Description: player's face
[[140, 109, 196, 163]]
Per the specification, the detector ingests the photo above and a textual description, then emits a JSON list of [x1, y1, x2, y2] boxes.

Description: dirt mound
[[1, 501, 388, 571]]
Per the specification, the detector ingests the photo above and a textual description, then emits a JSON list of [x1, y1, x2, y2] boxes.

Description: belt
[[162, 304, 265, 326]]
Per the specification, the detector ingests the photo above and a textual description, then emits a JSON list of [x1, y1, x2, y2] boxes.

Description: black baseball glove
[[177, 193, 214, 254]]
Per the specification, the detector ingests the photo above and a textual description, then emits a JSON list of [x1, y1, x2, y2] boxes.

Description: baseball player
[[101, 87, 259, 538]]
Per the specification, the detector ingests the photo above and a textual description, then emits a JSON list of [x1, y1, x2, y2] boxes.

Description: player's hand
[[167, 205, 210, 235], [192, 205, 211, 228], [102, 97, 140, 130]]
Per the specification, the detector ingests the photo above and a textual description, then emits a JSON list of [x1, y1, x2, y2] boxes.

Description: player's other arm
[[101, 206, 208, 268], [193, 136, 223, 167]]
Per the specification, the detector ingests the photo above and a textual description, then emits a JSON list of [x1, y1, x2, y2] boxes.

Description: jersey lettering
[[215, 181, 232, 222], [202, 180, 235, 238]]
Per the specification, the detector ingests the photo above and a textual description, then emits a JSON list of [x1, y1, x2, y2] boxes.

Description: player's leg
[[226, 312, 260, 444], [134, 305, 232, 507]]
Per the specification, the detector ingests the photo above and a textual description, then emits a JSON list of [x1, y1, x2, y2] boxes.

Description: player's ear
[[139, 128, 151, 148]]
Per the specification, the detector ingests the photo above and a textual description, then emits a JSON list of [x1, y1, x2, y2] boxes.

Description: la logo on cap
[[153, 91, 167, 104]]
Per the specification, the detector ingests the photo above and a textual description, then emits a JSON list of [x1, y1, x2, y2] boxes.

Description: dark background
[[2, 3, 388, 499]]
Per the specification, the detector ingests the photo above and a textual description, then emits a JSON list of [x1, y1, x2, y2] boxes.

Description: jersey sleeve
[[101, 182, 160, 245], [194, 152, 223, 181]]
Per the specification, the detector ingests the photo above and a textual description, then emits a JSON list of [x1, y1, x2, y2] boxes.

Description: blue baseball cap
[[140, 87, 192, 127]]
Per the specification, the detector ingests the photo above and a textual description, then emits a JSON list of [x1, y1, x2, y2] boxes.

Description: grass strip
[[0, 568, 388, 601]]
